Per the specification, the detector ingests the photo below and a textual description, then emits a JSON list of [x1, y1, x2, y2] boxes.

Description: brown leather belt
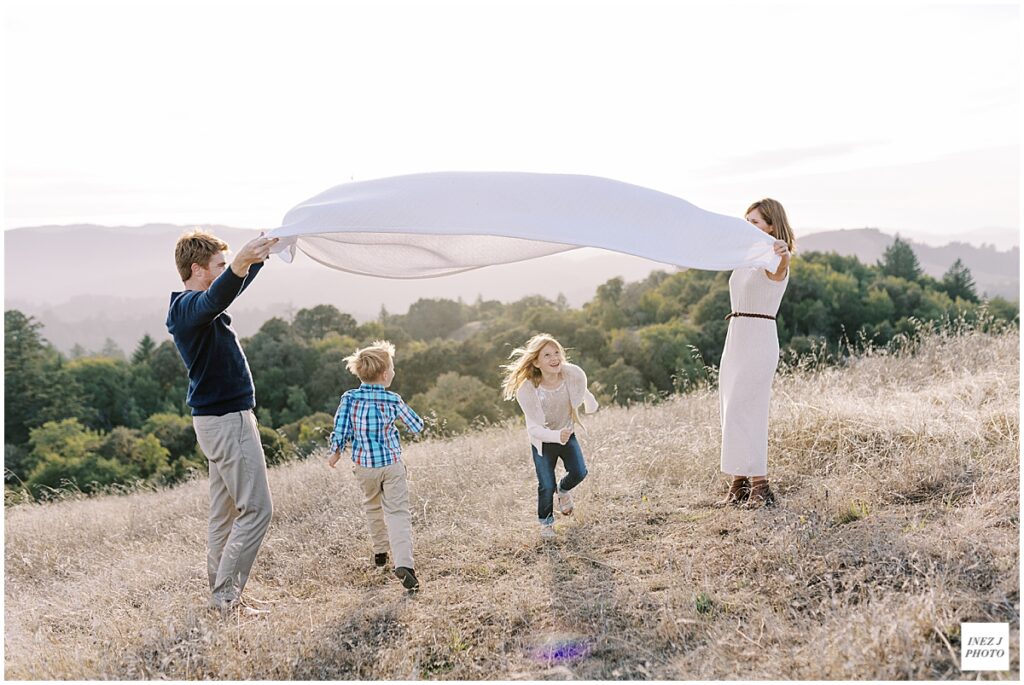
[[724, 312, 777, 321]]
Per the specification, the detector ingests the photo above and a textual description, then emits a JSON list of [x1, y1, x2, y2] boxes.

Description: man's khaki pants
[[193, 410, 273, 606], [352, 462, 414, 569]]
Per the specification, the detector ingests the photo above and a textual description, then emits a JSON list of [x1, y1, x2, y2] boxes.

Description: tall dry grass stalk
[[4, 328, 1019, 679]]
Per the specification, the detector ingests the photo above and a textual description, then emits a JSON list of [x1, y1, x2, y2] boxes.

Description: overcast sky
[[4, 0, 1020, 247]]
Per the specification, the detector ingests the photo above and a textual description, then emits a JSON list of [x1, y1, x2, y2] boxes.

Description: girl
[[719, 198, 795, 508], [501, 334, 599, 539]]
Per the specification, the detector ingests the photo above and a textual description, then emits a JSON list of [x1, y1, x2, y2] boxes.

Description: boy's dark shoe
[[394, 566, 419, 590], [374, 553, 388, 568]]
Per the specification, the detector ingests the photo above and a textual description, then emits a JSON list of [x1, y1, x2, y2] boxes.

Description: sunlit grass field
[[4, 327, 1019, 679]]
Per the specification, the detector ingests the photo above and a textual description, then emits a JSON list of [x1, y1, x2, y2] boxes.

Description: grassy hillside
[[4, 327, 1019, 680]]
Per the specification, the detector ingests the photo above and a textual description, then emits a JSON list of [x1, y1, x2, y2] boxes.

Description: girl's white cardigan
[[515, 362, 599, 453]]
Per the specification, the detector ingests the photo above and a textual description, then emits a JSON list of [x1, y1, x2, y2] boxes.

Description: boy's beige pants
[[351, 462, 414, 569], [193, 410, 274, 607]]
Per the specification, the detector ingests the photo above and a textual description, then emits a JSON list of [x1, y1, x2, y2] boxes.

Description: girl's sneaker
[[540, 522, 556, 539], [557, 488, 574, 515]]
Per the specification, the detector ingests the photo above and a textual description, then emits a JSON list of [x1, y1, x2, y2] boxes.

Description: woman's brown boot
[[745, 479, 776, 508], [718, 477, 750, 506]]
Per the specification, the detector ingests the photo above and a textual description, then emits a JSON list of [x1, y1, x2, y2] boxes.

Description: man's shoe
[[539, 522, 556, 539], [207, 596, 233, 612], [556, 487, 574, 516], [394, 566, 420, 590], [374, 552, 388, 568], [717, 477, 751, 506], [234, 604, 270, 617], [239, 596, 273, 612], [208, 597, 268, 617]]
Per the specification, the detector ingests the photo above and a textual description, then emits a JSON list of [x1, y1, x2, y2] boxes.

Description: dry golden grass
[[4, 328, 1019, 680]]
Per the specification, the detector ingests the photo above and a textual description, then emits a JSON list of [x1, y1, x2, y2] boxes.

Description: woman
[[719, 199, 794, 507], [501, 334, 598, 539]]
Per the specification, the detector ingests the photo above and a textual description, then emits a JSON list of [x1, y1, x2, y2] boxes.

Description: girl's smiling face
[[533, 342, 563, 375]]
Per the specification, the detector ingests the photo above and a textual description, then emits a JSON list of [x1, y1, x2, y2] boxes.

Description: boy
[[328, 340, 424, 590]]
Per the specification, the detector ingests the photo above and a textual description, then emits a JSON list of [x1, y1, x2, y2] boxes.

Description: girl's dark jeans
[[532, 433, 588, 524]]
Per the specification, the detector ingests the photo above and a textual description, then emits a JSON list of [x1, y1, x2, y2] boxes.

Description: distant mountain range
[[3, 224, 670, 354], [3, 224, 1018, 354], [798, 228, 1019, 300]]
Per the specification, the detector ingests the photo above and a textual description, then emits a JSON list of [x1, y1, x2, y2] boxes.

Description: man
[[166, 229, 278, 613]]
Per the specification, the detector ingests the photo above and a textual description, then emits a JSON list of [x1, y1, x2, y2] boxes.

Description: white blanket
[[268, 172, 781, 278]]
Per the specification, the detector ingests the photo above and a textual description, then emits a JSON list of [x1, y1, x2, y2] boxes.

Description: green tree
[[589, 277, 629, 330], [244, 317, 318, 419], [5, 310, 52, 445], [293, 304, 358, 340], [688, 285, 732, 366], [22, 418, 100, 481], [4, 443, 31, 487], [863, 287, 897, 326], [259, 425, 293, 465], [306, 334, 361, 412], [65, 357, 144, 430], [941, 258, 979, 303], [410, 372, 507, 436], [126, 333, 166, 419], [278, 385, 313, 425], [873, 275, 925, 320], [99, 427, 172, 482], [277, 412, 332, 457], [592, 359, 647, 406], [984, 296, 1019, 324], [389, 339, 464, 398], [99, 338, 126, 360], [354, 320, 412, 345], [879, 236, 922, 281], [4, 310, 83, 446], [398, 298, 467, 341], [142, 412, 205, 480], [636, 320, 705, 392], [147, 340, 189, 412], [654, 270, 723, 321], [25, 419, 128, 495], [131, 334, 157, 364]]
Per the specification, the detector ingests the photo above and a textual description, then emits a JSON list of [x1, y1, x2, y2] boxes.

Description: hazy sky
[[4, 0, 1021, 247]]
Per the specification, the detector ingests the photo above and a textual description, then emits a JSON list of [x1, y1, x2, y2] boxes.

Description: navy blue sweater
[[166, 262, 264, 416]]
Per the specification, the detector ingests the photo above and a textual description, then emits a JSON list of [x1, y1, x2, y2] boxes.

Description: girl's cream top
[[515, 362, 599, 452]]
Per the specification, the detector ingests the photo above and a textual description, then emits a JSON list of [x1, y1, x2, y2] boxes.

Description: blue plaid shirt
[[329, 384, 424, 468]]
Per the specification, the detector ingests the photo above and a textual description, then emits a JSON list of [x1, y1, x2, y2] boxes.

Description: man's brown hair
[[175, 229, 229, 282]]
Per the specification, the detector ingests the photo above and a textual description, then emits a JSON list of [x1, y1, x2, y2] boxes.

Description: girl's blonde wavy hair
[[500, 333, 569, 401], [746, 198, 796, 254]]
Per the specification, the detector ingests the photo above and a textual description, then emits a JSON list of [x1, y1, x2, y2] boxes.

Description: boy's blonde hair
[[500, 333, 569, 400], [175, 229, 229, 282], [345, 340, 396, 382]]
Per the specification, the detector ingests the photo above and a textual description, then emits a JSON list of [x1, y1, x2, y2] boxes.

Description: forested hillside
[[4, 239, 1017, 499]]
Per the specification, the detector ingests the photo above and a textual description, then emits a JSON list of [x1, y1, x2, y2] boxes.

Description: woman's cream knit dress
[[719, 266, 789, 476]]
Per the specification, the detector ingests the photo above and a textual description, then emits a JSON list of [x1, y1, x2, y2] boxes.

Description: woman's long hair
[[500, 333, 569, 401], [746, 198, 796, 253]]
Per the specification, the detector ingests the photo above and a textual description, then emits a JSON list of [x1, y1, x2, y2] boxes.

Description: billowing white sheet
[[268, 172, 780, 278]]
